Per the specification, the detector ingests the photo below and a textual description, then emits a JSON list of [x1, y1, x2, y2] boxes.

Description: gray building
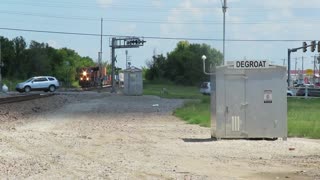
[[123, 66, 143, 96], [213, 61, 287, 140]]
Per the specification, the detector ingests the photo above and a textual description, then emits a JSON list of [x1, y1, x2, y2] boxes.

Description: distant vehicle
[[296, 87, 320, 97], [16, 76, 59, 93], [295, 83, 315, 88], [287, 89, 294, 96], [200, 82, 211, 95]]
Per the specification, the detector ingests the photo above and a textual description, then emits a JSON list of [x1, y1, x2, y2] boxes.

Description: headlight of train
[[82, 71, 87, 76], [80, 77, 83, 81], [86, 77, 89, 81]]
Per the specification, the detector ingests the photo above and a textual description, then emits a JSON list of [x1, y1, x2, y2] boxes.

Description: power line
[[1, 10, 320, 25], [0, 1, 221, 12], [0, 27, 316, 42], [3, 0, 320, 13], [0, 11, 98, 21]]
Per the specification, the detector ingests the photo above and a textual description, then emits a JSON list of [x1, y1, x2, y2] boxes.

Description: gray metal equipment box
[[123, 66, 143, 96], [213, 61, 287, 139]]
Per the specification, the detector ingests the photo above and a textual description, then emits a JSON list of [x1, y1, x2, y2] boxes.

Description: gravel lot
[[0, 92, 319, 179]]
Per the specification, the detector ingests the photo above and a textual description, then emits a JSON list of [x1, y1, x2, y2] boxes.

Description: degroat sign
[[234, 60, 269, 69]]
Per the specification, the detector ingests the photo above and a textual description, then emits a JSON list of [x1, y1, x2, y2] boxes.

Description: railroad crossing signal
[[109, 36, 146, 93], [110, 37, 146, 49], [126, 38, 146, 46]]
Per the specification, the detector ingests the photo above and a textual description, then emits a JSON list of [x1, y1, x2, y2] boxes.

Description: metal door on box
[[225, 74, 246, 137]]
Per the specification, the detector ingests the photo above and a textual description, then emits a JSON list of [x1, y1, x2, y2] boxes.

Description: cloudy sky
[[0, 0, 319, 70]]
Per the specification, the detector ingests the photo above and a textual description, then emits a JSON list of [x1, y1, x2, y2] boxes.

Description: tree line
[[0, 36, 95, 85], [145, 41, 223, 86], [0, 36, 222, 87]]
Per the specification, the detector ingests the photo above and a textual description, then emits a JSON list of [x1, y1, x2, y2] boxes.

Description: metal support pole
[[99, 18, 103, 86], [282, 59, 286, 66], [111, 38, 116, 93], [222, 0, 227, 65], [287, 49, 291, 87], [314, 56, 316, 79], [302, 56, 304, 75], [295, 58, 297, 80], [125, 50, 128, 69], [305, 86, 308, 99], [0, 41, 2, 92], [100, 18, 103, 59]]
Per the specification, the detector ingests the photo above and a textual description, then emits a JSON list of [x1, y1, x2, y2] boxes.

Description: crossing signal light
[[126, 38, 146, 46], [303, 42, 307, 52], [311, 41, 316, 52]]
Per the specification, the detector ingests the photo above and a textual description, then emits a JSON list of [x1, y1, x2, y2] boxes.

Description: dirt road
[[0, 92, 319, 179]]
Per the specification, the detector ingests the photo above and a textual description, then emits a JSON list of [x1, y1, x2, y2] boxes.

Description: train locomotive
[[78, 66, 110, 88]]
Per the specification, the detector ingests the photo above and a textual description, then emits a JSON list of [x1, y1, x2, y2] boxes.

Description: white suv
[[16, 76, 60, 93]]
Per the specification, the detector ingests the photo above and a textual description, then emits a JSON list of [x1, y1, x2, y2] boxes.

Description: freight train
[[78, 66, 111, 87]]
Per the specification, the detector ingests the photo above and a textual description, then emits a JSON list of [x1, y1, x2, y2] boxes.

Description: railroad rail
[[0, 94, 54, 105]]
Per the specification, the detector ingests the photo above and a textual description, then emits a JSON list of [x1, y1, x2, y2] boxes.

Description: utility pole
[[312, 55, 317, 78], [295, 58, 297, 78], [222, 0, 227, 65], [125, 50, 128, 69], [281, 58, 286, 66], [319, 55, 320, 78], [0, 41, 2, 92], [111, 38, 116, 93], [302, 56, 304, 75], [100, 18, 103, 60], [99, 18, 103, 84]]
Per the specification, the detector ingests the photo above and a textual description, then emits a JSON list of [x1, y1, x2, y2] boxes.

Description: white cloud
[[47, 40, 58, 48], [97, 0, 113, 8], [160, 0, 214, 37]]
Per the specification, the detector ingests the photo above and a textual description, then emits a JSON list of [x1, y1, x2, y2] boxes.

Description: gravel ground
[[0, 92, 319, 180]]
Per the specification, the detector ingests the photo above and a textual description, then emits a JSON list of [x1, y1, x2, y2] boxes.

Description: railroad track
[[0, 94, 54, 105]]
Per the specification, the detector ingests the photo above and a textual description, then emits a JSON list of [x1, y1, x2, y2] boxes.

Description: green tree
[[145, 54, 167, 81], [0, 36, 15, 78], [145, 41, 222, 86], [11, 36, 27, 78]]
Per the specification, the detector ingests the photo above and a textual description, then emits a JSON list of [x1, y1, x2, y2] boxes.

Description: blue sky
[[1, 0, 320, 70]]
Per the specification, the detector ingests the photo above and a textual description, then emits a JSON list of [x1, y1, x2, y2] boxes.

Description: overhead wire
[[0, 27, 315, 42], [0, 1, 221, 12], [2, 0, 319, 13], [0, 10, 319, 25]]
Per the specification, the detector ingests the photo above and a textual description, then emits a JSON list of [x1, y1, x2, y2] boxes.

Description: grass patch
[[143, 81, 203, 99], [144, 80, 211, 126], [174, 97, 211, 127], [288, 98, 320, 139]]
